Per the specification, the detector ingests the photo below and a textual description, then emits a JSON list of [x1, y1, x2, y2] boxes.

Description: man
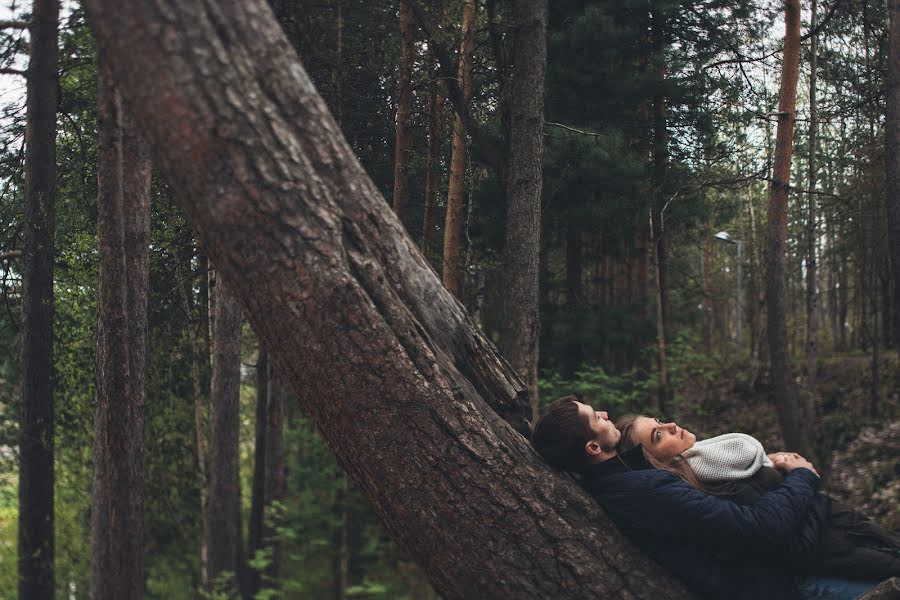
[[532, 395, 822, 600]]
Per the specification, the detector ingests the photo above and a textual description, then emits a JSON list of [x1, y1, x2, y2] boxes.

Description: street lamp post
[[714, 231, 742, 348]]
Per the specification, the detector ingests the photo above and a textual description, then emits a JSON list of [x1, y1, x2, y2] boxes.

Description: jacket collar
[[580, 444, 651, 480]]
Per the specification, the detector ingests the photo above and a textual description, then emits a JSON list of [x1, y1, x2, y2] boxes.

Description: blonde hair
[[616, 414, 733, 496]]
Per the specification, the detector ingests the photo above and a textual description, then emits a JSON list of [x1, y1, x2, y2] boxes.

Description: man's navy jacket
[[580, 445, 821, 600]]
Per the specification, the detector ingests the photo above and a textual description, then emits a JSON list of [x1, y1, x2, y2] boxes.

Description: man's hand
[[768, 452, 819, 478]]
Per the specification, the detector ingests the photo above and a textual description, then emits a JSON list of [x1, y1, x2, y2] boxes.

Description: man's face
[[575, 401, 621, 451]]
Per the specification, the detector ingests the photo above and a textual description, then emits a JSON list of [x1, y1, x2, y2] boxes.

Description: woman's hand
[[768, 452, 819, 478]]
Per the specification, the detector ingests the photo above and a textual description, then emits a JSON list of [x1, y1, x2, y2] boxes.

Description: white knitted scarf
[[681, 433, 774, 483]]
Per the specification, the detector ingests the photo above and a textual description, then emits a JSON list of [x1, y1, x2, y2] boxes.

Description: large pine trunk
[[83, 1, 693, 597], [207, 276, 245, 595], [441, 0, 475, 299], [247, 346, 269, 597], [500, 0, 546, 422], [18, 1, 58, 597], [765, 0, 811, 454], [887, 0, 900, 349], [91, 62, 151, 599]]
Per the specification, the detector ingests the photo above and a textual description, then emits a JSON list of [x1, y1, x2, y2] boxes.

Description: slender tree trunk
[[805, 0, 819, 389], [83, 1, 695, 596], [501, 0, 546, 423], [700, 226, 712, 354], [650, 207, 669, 414], [442, 0, 475, 299], [19, 1, 58, 597], [887, 0, 900, 351], [91, 61, 151, 599], [392, 0, 414, 222], [207, 278, 245, 596], [766, 0, 811, 454], [651, 0, 670, 348], [565, 213, 583, 377], [422, 43, 445, 255], [264, 362, 285, 593], [177, 250, 210, 586], [247, 346, 269, 597]]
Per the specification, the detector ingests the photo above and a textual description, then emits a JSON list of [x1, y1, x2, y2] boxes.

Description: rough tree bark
[[19, 1, 58, 598], [83, 1, 693, 597], [500, 0, 546, 423], [91, 62, 152, 599], [207, 277, 245, 595], [392, 0, 414, 222], [887, 0, 900, 350], [805, 0, 819, 389], [766, 0, 811, 454], [441, 0, 475, 299]]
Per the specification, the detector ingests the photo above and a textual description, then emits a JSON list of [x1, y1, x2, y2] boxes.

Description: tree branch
[[0, 20, 29, 29], [0, 67, 26, 76], [0, 250, 21, 260]]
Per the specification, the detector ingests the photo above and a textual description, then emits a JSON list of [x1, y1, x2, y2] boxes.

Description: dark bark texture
[[83, 1, 692, 597], [887, 0, 900, 351], [91, 62, 151, 599], [207, 277, 245, 593], [500, 0, 547, 423], [765, 0, 811, 454], [19, 0, 58, 598]]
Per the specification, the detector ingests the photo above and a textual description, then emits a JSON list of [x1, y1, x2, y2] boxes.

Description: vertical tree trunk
[[19, 1, 58, 598], [651, 0, 670, 348], [421, 42, 445, 254], [805, 0, 819, 389], [442, 0, 475, 299], [887, 0, 900, 351], [650, 207, 669, 413], [501, 0, 546, 423], [177, 249, 210, 586], [91, 61, 151, 599], [766, 0, 811, 454], [392, 0, 414, 221], [700, 226, 713, 354], [247, 346, 269, 598], [264, 362, 285, 593], [207, 279, 245, 596], [564, 213, 583, 377]]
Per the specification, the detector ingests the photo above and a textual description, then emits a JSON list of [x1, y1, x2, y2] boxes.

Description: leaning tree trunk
[[887, 0, 900, 350], [441, 0, 475, 299], [392, 0, 414, 222], [91, 62, 151, 600], [766, 0, 811, 454], [83, 1, 693, 597], [19, 1, 58, 598], [207, 277, 245, 596], [500, 0, 546, 423]]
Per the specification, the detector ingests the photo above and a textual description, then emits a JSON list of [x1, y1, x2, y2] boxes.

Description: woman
[[617, 414, 900, 588]]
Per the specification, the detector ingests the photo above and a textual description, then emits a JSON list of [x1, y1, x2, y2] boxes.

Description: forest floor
[[669, 351, 900, 531]]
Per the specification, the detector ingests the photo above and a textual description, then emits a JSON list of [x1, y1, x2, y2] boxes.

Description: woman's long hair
[[616, 414, 737, 496]]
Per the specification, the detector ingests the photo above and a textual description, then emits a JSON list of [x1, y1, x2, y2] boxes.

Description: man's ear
[[585, 440, 616, 462]]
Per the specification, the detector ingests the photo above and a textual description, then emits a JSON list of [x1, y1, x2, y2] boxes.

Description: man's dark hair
[[531, 395, 594, 472]]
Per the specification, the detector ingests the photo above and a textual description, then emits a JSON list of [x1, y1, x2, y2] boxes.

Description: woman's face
[[632, 416, 696, 461]]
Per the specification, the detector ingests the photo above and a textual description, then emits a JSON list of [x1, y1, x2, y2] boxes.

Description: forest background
[[1, 0, 899, 598]]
